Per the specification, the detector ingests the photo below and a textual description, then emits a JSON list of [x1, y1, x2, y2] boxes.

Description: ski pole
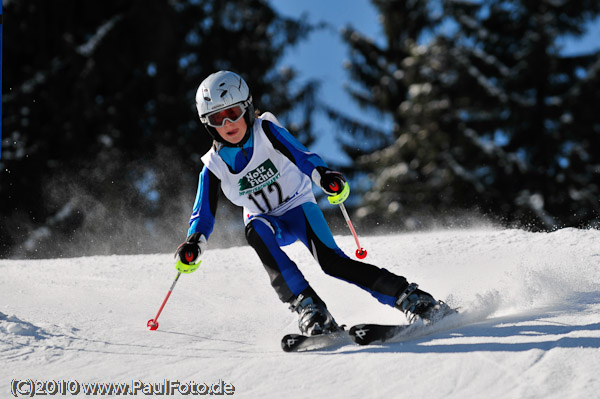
[[147, 255, 202, 330], [338, 202, 367, 259], [328, 182, 367, 259], [147, 272, 182, 331]]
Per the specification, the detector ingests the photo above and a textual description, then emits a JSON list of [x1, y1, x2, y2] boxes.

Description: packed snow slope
[[1, 228, 600, 399]]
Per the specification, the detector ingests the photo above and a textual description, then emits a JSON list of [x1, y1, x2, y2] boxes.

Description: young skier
[[176, 70, 452, 336]]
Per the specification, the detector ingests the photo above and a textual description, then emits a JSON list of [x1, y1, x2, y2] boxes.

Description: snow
[[2, 228, 600, 398]]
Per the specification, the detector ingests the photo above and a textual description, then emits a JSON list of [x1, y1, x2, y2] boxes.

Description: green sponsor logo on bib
[[239, 159, 280, 195]]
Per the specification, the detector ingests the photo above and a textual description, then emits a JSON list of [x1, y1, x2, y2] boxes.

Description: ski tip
[[281, 334, 305, 352], [348, 324, 370, 345], [349, 323, 410, 345], [281, 331, 349, 352]]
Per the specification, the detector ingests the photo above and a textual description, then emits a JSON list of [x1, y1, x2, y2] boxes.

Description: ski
[[349, 323, 413, 345], [282, 308, 460, 351], [349, 312, 461, 346], [281, 329, 350, 352]]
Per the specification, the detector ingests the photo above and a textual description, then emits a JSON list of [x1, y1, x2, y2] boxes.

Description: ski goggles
[[203, 103, 247, 128]]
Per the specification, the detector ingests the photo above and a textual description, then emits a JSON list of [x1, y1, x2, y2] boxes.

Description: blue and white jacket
[[188, 113, 328, 239]]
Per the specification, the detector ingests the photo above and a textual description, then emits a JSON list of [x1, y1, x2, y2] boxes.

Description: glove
[[312, 167, 349, 204], [175, 233, 207, 273], [312, 166, 346, 196]]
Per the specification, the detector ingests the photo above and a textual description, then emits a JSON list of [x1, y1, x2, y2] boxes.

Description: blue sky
[[271, 1, 600, 165], [272, 1, 388, 164]]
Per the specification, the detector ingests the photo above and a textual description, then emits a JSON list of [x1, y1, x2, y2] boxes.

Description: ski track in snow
[[1, 228, 599, 398]]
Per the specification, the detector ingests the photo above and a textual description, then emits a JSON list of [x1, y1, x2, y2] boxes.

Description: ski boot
[[290, 292, 340, 336], [395, 283, 456, 324]]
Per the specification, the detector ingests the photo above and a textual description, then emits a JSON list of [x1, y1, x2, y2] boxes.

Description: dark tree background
[[1, 0, 319, 258], [332, 0, 600, 231], [2, 0, 599, 259]]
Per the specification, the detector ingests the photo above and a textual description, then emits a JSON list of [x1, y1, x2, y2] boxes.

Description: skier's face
[[215, 116, 248, 144]]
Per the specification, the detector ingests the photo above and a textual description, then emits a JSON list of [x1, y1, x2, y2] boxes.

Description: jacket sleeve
[[187, 166, 220, 239], [261, 120, 328, 176]]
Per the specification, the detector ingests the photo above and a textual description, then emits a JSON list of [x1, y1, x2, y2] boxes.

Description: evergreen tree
[[335, 0, 600, 230], [0, 0, 318, 258], [440, 0, 600, 229]]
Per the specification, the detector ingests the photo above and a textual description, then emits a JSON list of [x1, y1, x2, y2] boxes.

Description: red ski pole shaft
[[147, 272, 181, 330], [338, 203, 367, 259]]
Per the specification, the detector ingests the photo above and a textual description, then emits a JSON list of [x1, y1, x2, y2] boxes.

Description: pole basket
[[147, 319, 159, 331], [356, 248, 367, 259]]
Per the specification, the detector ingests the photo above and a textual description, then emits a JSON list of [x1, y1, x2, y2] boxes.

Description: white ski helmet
[[195, 71, 255, 144]]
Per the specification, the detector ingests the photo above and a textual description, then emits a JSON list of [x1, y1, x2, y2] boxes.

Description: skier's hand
[[312, 166, 347, 196], [175, 233, 207, 266]]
